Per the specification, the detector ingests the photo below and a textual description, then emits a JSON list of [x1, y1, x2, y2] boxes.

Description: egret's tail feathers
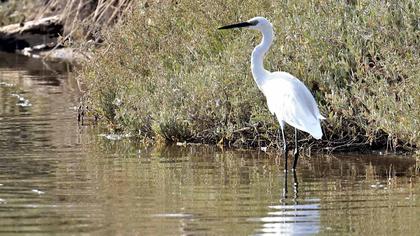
[[310, 127, 323, 140], [314, 115, 326, 139], [284, 118, 323, 140]]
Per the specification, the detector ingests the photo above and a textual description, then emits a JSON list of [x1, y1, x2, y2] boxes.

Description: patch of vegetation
[[0, 0, 39, 26], [80, 0, 419, 151]]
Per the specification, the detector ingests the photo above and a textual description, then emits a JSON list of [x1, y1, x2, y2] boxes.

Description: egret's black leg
[[279, 127, 288, 196], [280, 128, 288, 174], [293, 169, 299, 200], [283, 171, 288, 198], [292, 128, 299, 171]]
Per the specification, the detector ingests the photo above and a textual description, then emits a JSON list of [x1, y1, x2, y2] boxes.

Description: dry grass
[[43, 0, 133, 41], [1, 0, 133, 43]]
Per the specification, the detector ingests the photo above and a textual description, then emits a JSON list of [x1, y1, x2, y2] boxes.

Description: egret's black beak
[[218, 21, 253, 30]]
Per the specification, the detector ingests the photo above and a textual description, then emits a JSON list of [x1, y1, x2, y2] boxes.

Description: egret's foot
[[292, 170, 299, 199], [282, 188, 288, 197], [283, 171, 288, 198]]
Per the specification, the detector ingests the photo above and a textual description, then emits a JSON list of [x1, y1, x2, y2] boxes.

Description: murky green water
[[0, 52, 419, 235]]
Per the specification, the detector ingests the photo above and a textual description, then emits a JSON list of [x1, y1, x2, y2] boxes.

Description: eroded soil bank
[[0, 0, 131, 61]]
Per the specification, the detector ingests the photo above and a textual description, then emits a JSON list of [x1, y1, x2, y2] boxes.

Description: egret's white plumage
[[246, 16, 325, 140], [260, 72, 325, 139], [219, 17, 324, 171]]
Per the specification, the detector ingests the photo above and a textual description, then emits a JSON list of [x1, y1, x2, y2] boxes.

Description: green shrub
[[80, 0, 419, 151]]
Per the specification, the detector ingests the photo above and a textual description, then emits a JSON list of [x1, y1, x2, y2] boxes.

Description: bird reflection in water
[[254, 171, 320, 235]]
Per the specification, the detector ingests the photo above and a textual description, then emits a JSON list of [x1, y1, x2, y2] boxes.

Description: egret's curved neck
[[251, 27, 273, 88]]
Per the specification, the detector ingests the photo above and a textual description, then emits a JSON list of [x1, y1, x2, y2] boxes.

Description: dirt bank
[[0, 0, 132, 62]]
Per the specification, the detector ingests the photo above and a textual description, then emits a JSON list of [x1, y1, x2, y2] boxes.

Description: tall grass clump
[[81, 0, 419, 151]]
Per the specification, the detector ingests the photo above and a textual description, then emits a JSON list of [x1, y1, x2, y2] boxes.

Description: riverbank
[[0, 0, 130, 62], [1, 0, 419, 152]]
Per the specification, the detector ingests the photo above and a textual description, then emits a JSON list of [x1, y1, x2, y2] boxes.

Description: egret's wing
[[260, 72, 323, 139]]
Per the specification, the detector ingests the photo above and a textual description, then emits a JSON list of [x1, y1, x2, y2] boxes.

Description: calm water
[[0, 52, 419, 235]]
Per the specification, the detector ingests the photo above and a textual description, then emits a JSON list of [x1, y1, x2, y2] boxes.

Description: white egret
[[219, 17, 325, 172]]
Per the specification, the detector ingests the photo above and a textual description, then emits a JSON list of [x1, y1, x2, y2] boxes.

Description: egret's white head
[[218, 16, 272, 31]]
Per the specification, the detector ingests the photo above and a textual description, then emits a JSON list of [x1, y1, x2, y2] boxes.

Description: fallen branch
[[0, 15, 62, 52]]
